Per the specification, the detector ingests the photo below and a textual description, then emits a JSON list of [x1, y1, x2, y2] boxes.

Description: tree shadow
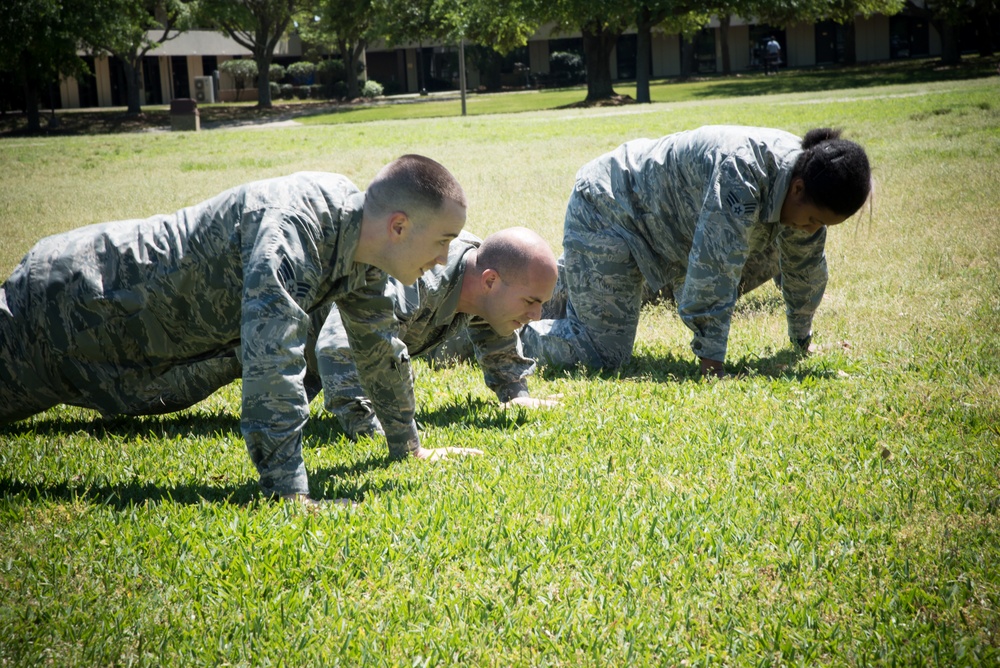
[[678, 56, 997, 100], [1, 410, 403, 508], [0, 410, 242, 441], [535, 346, 833, 384], [0, 449, 395, 509], [416, 396, 531, 431]]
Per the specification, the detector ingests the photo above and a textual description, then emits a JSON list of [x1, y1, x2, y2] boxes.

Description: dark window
[[889, 15, 929, 59], [77, 56, 100, 108], [143, 56, 163, 105], [815, 21, 845, 64], [616, 34, 637, 80], [171, 56, 190, 98], [682, 28, 717, 74], [108, 56, 128, 106]]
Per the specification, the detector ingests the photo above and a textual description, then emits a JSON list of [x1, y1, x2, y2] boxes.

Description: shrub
[[268, 63, 286, 83], [269, 81, 280, 99], [219, 59, 258, 101], [287, 61, 317, 85], [361, 80, 383, 98], [293, 85, 311, 100], [279, 83, 294, 100], [331, 81, 348, 99], [549, 51, 585, 83], [316, 59, 346, 85]]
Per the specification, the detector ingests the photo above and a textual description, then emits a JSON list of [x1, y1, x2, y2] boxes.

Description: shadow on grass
[[417, 396, 531, 431], [0, 410, 243, 441], [671, 56, 998, 100], [537, 347, 833, 383], [0, 411, 401, 507], [0, 451, 393, 509]]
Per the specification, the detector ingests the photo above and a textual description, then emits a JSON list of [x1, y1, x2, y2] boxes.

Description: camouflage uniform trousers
[[314, 304, 479, 440], [1, 262, 322, 425], [312, 303, 384, 440], [523, 190, 782, 369]]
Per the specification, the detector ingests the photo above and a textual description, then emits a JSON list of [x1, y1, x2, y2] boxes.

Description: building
[[22, 9, 996, 111]]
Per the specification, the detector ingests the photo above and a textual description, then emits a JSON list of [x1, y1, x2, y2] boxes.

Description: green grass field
[[1, 66, 999, 665]]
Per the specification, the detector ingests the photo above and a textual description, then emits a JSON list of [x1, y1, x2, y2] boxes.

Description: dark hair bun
[[795, 128, 871, 216], [802, 127, 843, 149]]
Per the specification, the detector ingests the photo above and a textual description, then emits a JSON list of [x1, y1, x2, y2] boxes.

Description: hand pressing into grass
[[414, 446, 484, 461], [500, 394, 563, 409]]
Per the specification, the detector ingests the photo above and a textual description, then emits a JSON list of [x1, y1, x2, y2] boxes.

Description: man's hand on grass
[[500, 394, 563, 410], [413, 446, 484, 461]]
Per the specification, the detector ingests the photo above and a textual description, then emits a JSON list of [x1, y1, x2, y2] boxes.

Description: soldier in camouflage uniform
[[522, 125, 872, 377], [316, 227, 559, 439], [0, 155, 478, 503]]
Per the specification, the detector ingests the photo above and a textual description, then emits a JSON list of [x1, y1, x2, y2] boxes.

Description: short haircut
[[792, 128, 872, 217], [364, 154, 467, 220], [477, 231, 542, 283]]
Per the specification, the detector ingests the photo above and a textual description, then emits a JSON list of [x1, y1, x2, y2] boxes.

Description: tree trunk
[[256, 52, 274, 107], [25, 81, 41, 132], [937, 21, 962, 65], [842, 20, 857, 65], [635, 8, 652, 103], [719, 14, 732, 75], [122, 57, 143, 115], [581, 24, 620, 101]]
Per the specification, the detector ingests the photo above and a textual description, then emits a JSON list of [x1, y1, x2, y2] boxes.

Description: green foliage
[[0, 0, 99, 125], [316, 58, 347, 84], [268, 63, 286, 82], [361, 79, 384, 97], [197, 0, 300, 107], [219, 58, 258, 100], [286, 60, 317, 84], [1, 71, 999, 667]]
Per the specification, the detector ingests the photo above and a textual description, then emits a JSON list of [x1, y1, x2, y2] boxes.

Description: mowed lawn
[[1, 72, 998, 666]]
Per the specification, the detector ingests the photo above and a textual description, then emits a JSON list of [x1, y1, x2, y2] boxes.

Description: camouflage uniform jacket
[[575, 124, 827, 362], [377, 231, 533, 402], [10, 172, 409, 496]]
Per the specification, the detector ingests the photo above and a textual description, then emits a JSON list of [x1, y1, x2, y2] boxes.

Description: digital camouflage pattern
[[315, 231, 535, 439], [522, 125, 827, 369], [0, 172, 420, 498]]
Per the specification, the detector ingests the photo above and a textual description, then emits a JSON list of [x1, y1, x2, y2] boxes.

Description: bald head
[[459, 227, 559, 336], [476, 227, 558, 288]]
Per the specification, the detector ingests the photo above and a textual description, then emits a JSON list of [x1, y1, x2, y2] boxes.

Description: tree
[[633, 1, 707, 102], [83, 0, 192, 115], [198, 0, 301, 108], [298, 0, 374, 99], [219, 58, 258, 99], [369, 0, 539, 95], [0, 0, 97, 131], [542, 0, 632, 102]]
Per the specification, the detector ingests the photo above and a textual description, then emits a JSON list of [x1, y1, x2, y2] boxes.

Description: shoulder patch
[[726, 190, 758, 219]]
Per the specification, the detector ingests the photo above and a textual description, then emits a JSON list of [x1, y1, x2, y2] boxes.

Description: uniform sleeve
[[313, 303, 365, 411], [337, 272, 419, 458], [467, 319, 534, 402], [240, 209, 322, 498], [776, 226, 828, 345], [677, 156, 760, 363]]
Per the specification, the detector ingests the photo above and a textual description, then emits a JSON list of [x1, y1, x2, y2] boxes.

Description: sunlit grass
[[1, 72, 998, 666]]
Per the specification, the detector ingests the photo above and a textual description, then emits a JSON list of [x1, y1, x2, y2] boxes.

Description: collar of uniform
[[431, 242, 476, 326], [336, 191, 370, 290], [763, 149, 801, 224]]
